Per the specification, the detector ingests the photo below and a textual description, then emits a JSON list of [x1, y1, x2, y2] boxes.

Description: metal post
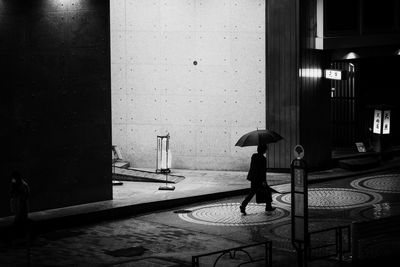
[[268, 241, 272, 266], [298, 245, 304, 267], [335, 228, 339, 260], [291, 145, 308, 267], [338, 228, 343, 263], [166, 134, 169, 170], [26, 225, 31, 267], [156, 137, 159, 172], [351, 223, 358, 265], [160, 137, 163, 171], [192, 256, 199, 267]]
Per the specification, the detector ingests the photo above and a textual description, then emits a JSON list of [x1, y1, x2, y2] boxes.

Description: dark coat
[[247, 153, 267, 188], [10, 179, 30, 222]]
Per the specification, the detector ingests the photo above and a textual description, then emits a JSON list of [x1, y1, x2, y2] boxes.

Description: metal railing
[[308, 225, 351, 262], [351, 214, 400, 263], [192, 241, 272, 267]]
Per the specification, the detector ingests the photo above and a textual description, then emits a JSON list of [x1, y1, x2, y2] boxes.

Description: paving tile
[[2, 169, 400, 266]]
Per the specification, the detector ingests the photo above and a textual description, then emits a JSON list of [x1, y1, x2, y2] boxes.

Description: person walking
[[240, 144, 276, 215], [10, 171, 30, 234]]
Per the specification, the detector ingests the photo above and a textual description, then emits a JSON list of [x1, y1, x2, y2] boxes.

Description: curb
[[0, 188, 250, 234], [1, 164, 399, 234]]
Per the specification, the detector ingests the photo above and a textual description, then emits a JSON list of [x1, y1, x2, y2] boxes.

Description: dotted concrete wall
[[110, 0, 265, 170]]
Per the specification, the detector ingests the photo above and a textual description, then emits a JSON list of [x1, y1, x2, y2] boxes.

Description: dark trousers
[[241, 184, 272, 208]]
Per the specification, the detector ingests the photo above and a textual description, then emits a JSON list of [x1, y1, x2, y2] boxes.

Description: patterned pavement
[[274, 188, 383, 210], [178, 186, 385, 227], [350, 173, 400, 193], [1, 171, 400, 266], [178, 203, 290, 226]]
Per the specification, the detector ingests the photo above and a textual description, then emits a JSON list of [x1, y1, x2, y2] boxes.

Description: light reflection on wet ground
[[1, 171, 399, 266]]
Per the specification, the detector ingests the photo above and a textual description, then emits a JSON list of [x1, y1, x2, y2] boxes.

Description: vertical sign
[[373, 109, 382, 134], [292, 162, 307, 243], [383, 110, 391, 134], [294, 168, 304, 240], [291, 145, 308, 253], [291, 144, 308, 267]]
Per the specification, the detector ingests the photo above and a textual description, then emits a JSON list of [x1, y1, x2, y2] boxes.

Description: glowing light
[[299, 68, 322, 78], [345, 52, 359, 60], [372, 203, 392, 219], [325, 69, 342, 80], [397, 49, 400, 55]]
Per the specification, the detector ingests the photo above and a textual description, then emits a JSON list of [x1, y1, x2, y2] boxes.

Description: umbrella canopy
[[235, 129, 283, 147]]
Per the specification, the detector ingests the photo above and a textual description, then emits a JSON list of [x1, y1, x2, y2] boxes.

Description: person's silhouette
[[10, 171, 30, 235], [240, 145, 276, 215]]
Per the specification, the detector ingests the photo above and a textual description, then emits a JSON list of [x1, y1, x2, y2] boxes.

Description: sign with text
[[324, 69, 347, 80], [291, 155, 308, 246], [383, 110, 391, 134], [294, 168, 304, 192], [355, 142, 366, 153], [373, 109, 382, 134]]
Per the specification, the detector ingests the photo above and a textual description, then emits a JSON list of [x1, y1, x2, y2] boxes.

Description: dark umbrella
[[235, 129, 283, 147], [235, 129, 283, 194]]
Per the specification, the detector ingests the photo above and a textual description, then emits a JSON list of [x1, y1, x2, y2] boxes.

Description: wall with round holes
[[110, 0, 266, 170]]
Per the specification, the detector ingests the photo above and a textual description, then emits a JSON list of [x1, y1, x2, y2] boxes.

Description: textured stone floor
[[1, 171, 400, 266]]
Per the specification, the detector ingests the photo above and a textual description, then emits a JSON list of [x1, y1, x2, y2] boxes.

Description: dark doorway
[[330, 62, 358, 149]]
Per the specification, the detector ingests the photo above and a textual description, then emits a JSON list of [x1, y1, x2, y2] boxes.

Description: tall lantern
[[156, 133, 171, 173], [370, 105, 393, 153], [373, 109, 391, 135], [156, 134, 174, 190]]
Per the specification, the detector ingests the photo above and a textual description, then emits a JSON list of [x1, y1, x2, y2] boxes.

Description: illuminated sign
[[324, 69, 347, 80], [373, 110, 382, 134], [383, 110, 391, 134], [299, 68, 322, 78]]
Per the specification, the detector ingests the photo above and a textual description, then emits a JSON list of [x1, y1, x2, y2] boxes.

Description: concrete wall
[[111, 0, 266, 170], [0, 0, 112, 218]]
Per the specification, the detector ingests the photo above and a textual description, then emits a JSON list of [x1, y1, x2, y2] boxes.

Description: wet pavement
[[1, 171, 400, 266], [2, 156, 399, 230]]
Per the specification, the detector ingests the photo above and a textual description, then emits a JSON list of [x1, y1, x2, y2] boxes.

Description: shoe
[[240, 205, 246, 215], [265, 206, 276, 212]]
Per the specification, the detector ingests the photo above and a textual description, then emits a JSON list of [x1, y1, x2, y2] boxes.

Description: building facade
[[1, 0, 399, 217], [0, 0, 112, 218]]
